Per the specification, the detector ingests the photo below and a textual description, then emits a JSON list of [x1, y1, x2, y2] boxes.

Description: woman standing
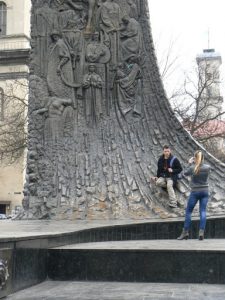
[[177, 150, 211, 240]]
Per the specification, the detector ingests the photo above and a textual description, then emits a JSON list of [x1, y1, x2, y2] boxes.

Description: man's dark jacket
[[157, 155, 182, 185]]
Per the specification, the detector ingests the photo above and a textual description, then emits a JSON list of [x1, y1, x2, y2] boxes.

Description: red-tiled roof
[[192, 120, 225, 138]]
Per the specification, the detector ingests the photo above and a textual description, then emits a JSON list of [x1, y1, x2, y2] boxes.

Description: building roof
[[192, 119, 225, 139]]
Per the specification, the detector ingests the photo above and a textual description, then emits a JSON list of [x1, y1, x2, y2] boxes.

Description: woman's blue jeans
[[184, 190, 209, 230]]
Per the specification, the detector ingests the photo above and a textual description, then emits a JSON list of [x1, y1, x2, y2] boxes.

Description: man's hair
[[163, 145, 170, 150]]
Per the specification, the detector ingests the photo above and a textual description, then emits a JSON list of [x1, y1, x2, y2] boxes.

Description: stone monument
[[24, 0, 225, 219]]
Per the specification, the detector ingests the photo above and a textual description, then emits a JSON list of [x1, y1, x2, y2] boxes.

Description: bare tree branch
[[0, 79, 28, 164], [169, 61, 225, 160]]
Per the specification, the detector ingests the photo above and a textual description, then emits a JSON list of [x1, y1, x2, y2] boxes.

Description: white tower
[[196, 49, 223, 119]]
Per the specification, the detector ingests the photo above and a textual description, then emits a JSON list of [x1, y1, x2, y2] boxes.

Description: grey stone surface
[[24, 0, 225, 220], [0, 215, 224, 240], [6, 280, 225, 300], [0, 219, 161, 239], [48, 238, 225, 283], [54, 239, 225, 251]]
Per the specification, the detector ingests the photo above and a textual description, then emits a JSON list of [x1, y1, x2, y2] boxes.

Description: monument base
[[0, 216, 225, 297]]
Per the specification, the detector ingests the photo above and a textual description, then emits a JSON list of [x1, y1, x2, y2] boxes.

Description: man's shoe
[[168, 201, 177, 208], [177, 198, 184, 208]]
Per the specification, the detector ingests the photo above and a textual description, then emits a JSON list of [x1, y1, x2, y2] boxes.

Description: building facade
[[0, 0, 30, 216]]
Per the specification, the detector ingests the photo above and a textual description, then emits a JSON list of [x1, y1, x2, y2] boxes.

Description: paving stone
[[54, 239, 225, 251], [6, 281, 225, 300]]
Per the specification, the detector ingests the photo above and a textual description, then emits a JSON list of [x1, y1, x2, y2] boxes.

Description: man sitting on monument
[[152, 145, 183, 208]]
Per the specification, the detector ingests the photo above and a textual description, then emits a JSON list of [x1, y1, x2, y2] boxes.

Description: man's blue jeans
[[184, 190, 209, 230]]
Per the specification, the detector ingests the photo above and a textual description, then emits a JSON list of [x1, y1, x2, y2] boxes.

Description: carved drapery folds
[[25, 0, 225, 220]]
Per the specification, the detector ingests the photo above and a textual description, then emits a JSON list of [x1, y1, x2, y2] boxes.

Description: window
[[0, 2, 7, 36], [0, 88, 4, 120]]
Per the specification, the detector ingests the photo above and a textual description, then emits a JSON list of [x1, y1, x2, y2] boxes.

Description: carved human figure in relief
[[56, 0, 84, 11], [85, 0, 96, 32], [34, 95, 73, 203], [99, 0, 121, 32], [62, 19, 85, 96], [35, 96, 72, 146], [127, 0, 138, 20], [83, 64, 103, 124], [120, 15, 145, 63], [63, 20, 83, 69], [115, 56, 142, 117], [58, 1, 84, 31], [34, 0, 58, 76], [99, 0, 122, 65], [86, 32, 110, 63], [47, 31, 76, 107]]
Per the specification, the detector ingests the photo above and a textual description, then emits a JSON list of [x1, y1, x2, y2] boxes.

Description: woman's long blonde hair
[[194, 150, 204, 174]]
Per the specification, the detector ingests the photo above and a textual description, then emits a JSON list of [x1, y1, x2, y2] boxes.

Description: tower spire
[[207, 28, 210, 49]]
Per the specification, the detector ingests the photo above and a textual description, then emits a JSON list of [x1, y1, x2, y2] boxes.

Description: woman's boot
[[177, 229, 189, 240], [199, 229, 204, 240]]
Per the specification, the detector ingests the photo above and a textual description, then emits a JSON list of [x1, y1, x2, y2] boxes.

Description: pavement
[[0, 219, 161, 240], [0, 215, 224, 240], [54, 239, 225, 251], [6, 280, 225, 300]]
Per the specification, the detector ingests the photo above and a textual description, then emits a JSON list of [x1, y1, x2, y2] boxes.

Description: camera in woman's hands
[[188, 157, 194, 164]]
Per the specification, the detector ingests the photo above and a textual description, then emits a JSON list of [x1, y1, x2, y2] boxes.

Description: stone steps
[[48, 239, 225, 284], [6, 280, 225, 300], [1, 217, 225, 298]]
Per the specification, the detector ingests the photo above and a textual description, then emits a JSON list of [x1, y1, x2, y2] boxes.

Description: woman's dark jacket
[[184, 163, 211, 192]]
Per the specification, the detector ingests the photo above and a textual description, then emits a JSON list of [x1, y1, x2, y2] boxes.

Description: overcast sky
[[148, 0, 225, 100]]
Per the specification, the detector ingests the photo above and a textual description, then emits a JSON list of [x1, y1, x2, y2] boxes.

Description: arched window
[[0, 2, 7, 36], [0, 88, 4, 120]]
